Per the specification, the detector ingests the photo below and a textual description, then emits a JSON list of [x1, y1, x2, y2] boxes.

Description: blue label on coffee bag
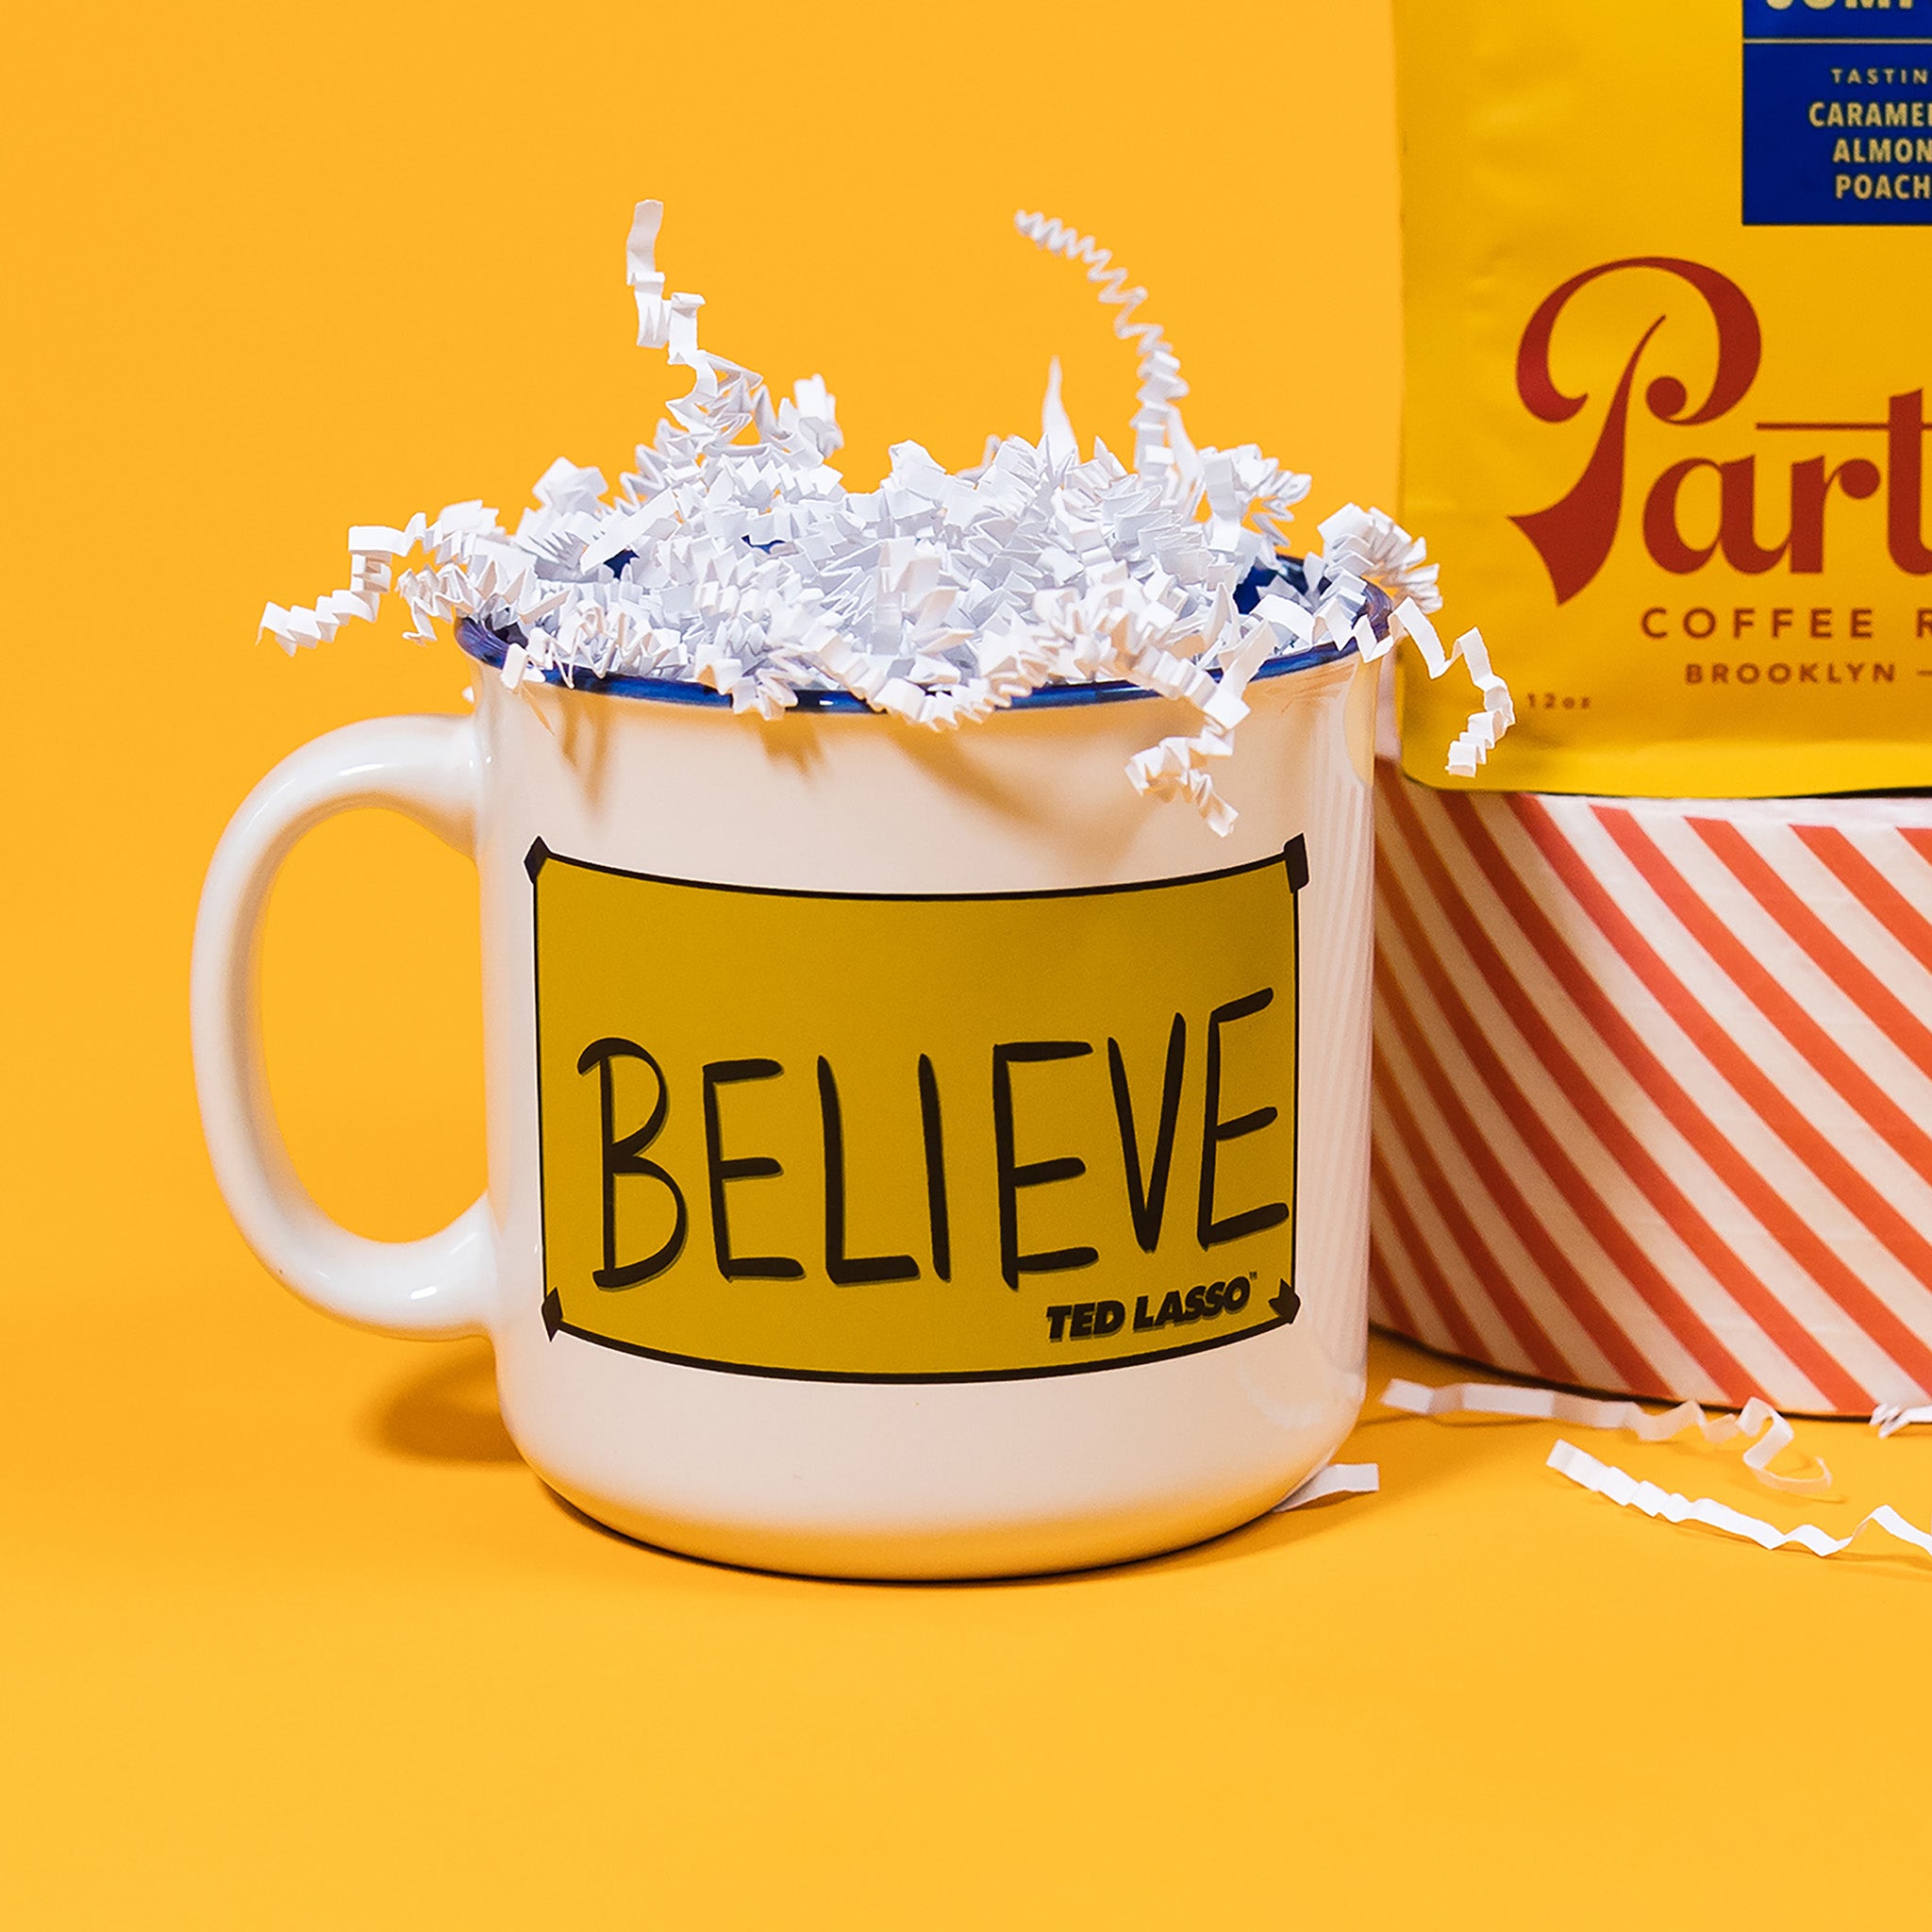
[[1744, 4, 1932, 224]]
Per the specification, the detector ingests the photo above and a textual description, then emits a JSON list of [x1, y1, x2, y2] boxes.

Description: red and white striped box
[[1371, 767, 1932, 1416]]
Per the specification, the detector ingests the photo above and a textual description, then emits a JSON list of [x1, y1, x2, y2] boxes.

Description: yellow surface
[[3, 2, 1930, 1924]]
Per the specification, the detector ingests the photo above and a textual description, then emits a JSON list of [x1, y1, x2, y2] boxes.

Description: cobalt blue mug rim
[[453, 558, 1385, 714]]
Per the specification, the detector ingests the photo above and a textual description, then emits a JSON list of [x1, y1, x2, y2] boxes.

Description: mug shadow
[[540, 1464, 1373, 1591], [365, 1339, 1404, 1581], [362, 1342, 1377, 1583], [369, 1336, 521, 1464]]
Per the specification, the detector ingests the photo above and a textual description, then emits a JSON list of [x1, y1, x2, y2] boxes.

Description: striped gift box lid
[[1372, 766, 1932, 1416]]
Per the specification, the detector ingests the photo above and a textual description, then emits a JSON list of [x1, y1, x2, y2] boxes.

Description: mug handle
[[191, 713, 494, 1336]]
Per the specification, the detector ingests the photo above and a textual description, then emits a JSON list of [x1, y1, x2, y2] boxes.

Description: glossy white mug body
[[192, 639, 1378, 1577]]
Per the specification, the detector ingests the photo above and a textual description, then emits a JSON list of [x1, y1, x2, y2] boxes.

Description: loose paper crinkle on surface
[[1391, 1374, 1932, 1567], [1549, 1441, 1932, 1565], [1266, 1370, 1932, 1541], [1872, 1403, 1932, 1438], [1271, 1461, 1380, 1513], [262, 201, 1510, 831], [1382, 1376, 1831, 1494]]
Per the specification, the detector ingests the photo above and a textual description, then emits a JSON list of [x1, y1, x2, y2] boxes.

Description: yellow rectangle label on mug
[[529, 840, 1307, 1382]]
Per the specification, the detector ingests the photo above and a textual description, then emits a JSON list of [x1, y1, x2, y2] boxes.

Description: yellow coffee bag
[[1395, 0, 1932, 794]]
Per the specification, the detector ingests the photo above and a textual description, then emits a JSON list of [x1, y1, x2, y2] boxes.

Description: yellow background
[[3, 1, 1929, 1924]]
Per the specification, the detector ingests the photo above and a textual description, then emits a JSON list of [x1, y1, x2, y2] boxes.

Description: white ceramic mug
[[192, 626, 1378, 1577]]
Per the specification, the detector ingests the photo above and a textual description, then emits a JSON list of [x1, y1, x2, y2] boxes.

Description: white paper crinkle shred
[[263, 200, 1512, 822], [1549, 1441, 1932, 1565], [1318, 504, 1440, 615], [1354, 588, 1514, 780], [1382, 1377, 1831, 1494], [1391, 1374, 1932, 1569], [1872, 1402, 1932, 1438], [1271, 1462, 1379, 1512]]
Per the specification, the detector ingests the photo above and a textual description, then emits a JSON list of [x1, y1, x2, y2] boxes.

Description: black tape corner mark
[[542, 1288, 563, 1340], [525, 838, 552, 882], [1282, 835, 1308, 895]]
